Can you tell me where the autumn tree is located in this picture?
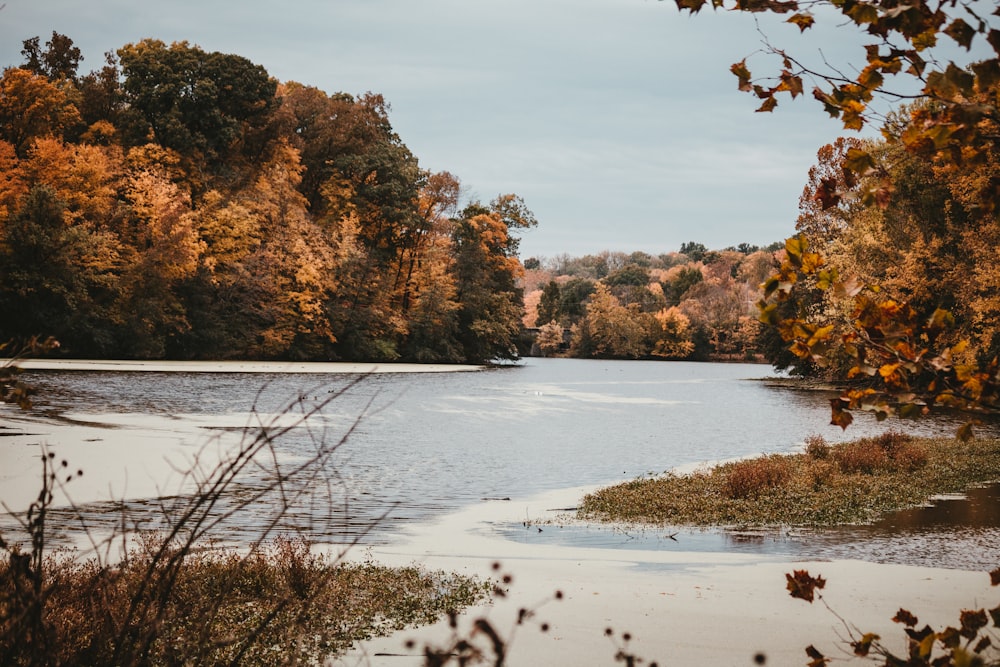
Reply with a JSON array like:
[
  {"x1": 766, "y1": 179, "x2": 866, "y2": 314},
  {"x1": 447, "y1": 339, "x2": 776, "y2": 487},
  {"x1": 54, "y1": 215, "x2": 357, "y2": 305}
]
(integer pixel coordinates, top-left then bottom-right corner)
[
  {"x1": 649, "y1": 307, "x2": 696, "y2": 359},
  {"x1": 451, "y1": 196, "x2": 535, "y2": 363},
  {"x1": 536, "y1": 320, "x2": 566, "y2": 357},
  {"x1": 570, "y1": 283, "x2": 649, "y2": 359},
  {"x1": 116, "y1": 152, "x2": 204, "y2": 358},
  {"x1": 0, "y1": 68, "x2": 82, "y2": 156},
  {"x1": 674, "y1": 0, "x2": 1000, "y2": 429}
]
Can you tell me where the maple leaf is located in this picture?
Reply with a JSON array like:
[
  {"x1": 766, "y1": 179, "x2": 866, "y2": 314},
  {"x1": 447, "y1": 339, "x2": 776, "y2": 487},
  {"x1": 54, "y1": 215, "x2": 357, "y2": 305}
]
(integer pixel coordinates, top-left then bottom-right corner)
[
  {"x1": 893, "y1": 608, "x2": 919, "y2": 626},
  {"x1": 786, "y1": 570, "x2": 825, "y2": 602}
]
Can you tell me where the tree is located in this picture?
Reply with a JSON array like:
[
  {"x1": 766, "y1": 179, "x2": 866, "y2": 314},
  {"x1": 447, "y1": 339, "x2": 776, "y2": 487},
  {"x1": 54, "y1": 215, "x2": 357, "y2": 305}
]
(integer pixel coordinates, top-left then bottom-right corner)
[
  {"x1": 535, "y1": 280, "x2": 562, "y2": 327},
  {"x1": 650, "y1": 307, "x2": 696, "y2": 359},
  {"x1": 679, "y1": 241, "x2": 707, "y2": 262},
  {"x1": 536, "y1": 320, "x2": 566, "y2": 357},
  {"x1": 570, "y1": 283, "x2": 648, "y2": 359},
  {"x1": 116, "y1": 40, "x2": 278, "y2": 187},
  {"x1": 661, "y1": 265, "x2": 703, "y2": 306},
  {"x1": 451, "y1": 201, "x2": 529, "y2": 363},
  {"x1": 674, "y1": 0, "x2": 1000, "y2": 432},
  {"x1": 0, "y1": 68, "x2": 82, "y2": 156},
  {"x1": 0, "y1": 186, "x2": 121, "y2": 354},
  {"x1": 21, "y1": 32, "x2": 83, "y2": 82}
]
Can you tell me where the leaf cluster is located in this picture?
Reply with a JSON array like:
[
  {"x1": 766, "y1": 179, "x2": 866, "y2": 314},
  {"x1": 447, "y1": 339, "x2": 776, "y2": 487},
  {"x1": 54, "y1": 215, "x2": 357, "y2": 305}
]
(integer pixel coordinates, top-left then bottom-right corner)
[
  {"x1": 760, "y1": 234, "x2": 1000, "y2": 437},
  {"x1": 786, "y1": 568, "x2": 1000, "y2": 666}
]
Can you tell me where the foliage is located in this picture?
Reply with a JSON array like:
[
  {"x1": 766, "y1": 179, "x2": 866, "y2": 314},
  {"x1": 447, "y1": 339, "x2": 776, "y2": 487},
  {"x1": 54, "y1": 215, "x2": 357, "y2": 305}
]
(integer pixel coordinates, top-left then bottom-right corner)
[
  {"x1": 672, "y1": 0, "x2": 1000, "y2": 432},
  {"x1": 786, "y1": 568, "x2": 1000, "y2": 666},
  {"x1": 759, "y1": 233, "x2": 1000, "y2": 437},
  {"x1": 722, "y1": 454, "x2": 793, "y2": 499},
  {"x1": 526, "y1": 244, "x2": 775, "y2": 360},
  {"x1": 536, "y1": 320, "x2": 566, "y2": 356},
  {"x1": 0, "y1": 35, "x2": 536, "y2": 364},
  {"x1": 578, "y1": 433, "x2": 1000, "y2": 526},
  {"x1": 673, "y1": 0, "x2": 1000, "y2": 214}
]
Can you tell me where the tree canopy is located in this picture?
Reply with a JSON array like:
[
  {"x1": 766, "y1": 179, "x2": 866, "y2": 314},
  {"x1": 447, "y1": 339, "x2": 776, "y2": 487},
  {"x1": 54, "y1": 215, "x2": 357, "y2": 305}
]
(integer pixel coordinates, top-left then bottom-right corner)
[{"x1": 0, "y1": 35, "x2": 533, "y2": 364}]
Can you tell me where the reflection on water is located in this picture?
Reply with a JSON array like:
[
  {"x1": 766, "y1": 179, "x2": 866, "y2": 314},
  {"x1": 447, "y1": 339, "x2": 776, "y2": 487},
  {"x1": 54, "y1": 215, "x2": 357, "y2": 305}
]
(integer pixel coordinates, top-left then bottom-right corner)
[
  {"x1": 6, "y1": 358, "x2": 999, "y2": 568},
  {"x1": 493, "y1": 484, "x2": 1000, "y2": 571}
]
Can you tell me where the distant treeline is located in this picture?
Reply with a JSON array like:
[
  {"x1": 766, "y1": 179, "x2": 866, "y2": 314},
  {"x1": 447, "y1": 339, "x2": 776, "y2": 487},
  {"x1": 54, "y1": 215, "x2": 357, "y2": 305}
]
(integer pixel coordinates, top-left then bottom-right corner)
[
  {"x1": 0, "y1": 34, "x2": 533, "y2": 363},
  {"x1": 520, "y1": 242, "x2": 783, "y2": 361}
]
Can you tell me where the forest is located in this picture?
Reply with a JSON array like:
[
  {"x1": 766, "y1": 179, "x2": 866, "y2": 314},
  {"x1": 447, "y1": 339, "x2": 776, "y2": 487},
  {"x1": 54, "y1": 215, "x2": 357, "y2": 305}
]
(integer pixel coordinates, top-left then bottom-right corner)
[
  {"x1": 520, "y1": 242, "x2": 781, "y2": 361},
  {"x1": 0, "y1": 34, "x2": 535, "y2": 364}
]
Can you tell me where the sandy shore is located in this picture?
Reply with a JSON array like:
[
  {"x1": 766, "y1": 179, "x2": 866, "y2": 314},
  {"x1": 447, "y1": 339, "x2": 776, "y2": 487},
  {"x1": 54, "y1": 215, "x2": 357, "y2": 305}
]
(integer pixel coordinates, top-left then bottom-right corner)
[
  {"x1": 331, "y1": 488, "x2": 999, "y2": 666},
  {"x1": 10, "y1": 359, "x2": 484, "y2": 374}
]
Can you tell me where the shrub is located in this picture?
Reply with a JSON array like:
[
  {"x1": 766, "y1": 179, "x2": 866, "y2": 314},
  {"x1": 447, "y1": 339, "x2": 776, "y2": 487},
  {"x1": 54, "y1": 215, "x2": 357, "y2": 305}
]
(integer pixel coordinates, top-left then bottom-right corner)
[
  {"x1": 723, "y1": 455, "x2": 792, "y2": 499},
  {"x1": 832, "y1": 439, "x2": 889, "y2": 474},
  {"x1": 804, "y1": 434, "x2": 830, "y2": 460},
  {"x1": 807, "y1": 459, "x2": 837, "y2": 491}
]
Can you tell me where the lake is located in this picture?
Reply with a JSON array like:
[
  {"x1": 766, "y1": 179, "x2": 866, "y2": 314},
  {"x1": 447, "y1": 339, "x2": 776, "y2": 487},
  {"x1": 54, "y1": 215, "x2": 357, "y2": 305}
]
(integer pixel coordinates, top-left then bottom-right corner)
[{"x1": 4, "y1": 358, "x2": 997, "y2": 569}]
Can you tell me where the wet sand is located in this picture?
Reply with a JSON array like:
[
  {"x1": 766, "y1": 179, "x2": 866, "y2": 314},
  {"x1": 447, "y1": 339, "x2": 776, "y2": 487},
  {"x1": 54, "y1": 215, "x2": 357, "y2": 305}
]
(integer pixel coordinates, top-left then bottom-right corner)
[{"x1": 334, "y1": 488, "x2": 999, "y2": 666}]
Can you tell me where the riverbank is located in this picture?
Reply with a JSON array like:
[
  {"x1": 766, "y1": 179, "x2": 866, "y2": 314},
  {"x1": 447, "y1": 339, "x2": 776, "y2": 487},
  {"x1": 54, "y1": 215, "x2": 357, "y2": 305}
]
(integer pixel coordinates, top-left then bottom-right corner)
[
  {"x1": 334, "y1": 487, "x2": 999, "y2": 665},
  {"x1": 8, "y1": 359, "x2": 484, "y2": 373}
]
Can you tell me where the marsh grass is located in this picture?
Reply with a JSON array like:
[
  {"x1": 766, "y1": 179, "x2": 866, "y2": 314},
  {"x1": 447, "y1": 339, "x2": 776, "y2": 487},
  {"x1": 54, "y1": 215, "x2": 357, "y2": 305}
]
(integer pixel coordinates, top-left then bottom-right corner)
[
  {"x1": 0, "y1": 535, "x2": 489, "y2": 666},
  {"x1": 578, "y1": 432, "x2": 1000, "y2": 527}
]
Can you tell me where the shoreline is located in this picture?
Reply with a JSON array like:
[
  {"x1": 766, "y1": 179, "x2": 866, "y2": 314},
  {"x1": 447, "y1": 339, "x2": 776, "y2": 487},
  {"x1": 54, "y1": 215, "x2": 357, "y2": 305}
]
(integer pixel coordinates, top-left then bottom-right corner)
[
  {"x1": 4, "y1": 392, "x2": 998, "y2": 664},
  {"x1": 333, "y1": 486, "x2": 999, "y2": 666},
  {"x1": 7, "y1": 358, "x2": 485, "y2": 374}
]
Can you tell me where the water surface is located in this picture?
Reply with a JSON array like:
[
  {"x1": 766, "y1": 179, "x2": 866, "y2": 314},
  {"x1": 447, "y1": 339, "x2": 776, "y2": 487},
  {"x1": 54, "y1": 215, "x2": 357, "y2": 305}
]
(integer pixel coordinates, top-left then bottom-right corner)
[{"x1": 7, "y1": 358, "x2": 997, "y2": 568}]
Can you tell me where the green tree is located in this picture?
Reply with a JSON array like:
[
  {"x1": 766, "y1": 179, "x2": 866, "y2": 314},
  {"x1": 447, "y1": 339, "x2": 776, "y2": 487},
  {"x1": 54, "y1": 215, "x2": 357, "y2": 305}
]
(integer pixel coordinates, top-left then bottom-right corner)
[
  {"x1": 0, "y1": 186, "x2": 121, "y2": 354},
  {"x1": 536, "y1": 280, "x2": 563, "y2": 326},
  {"x1": 451, "y1": 198, "x2": 532, "y2": 363},
  {"x1": 117, "y1": 39, "x2": 277, "y2": 186},
  {"x1": 662, "y1": 265, "x2": 703, "y2": 306},
  {"x1": 21, "y1": 32, "x2": 82, "y2": 82}
]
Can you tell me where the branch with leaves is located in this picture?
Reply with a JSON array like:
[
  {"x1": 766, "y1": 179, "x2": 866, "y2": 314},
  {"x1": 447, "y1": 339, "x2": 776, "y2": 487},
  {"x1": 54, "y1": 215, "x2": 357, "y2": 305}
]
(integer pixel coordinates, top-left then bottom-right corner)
[
  {"x1": 673, "y1": 0, "x2": 1000, "y2": 213},
  {"x1": 759, "y1": 235, "x2": 999, "y2": 438},
  {"x1": 787, "y1": 568, "x2": 1000, "y2": 665}
]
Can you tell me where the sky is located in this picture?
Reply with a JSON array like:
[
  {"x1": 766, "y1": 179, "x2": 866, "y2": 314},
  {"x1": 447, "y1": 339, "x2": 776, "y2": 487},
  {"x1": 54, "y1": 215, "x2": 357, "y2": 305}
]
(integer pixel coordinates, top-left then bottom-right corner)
[{"x1": 0, "y1": 0, "x2": 982, "y2": 260}]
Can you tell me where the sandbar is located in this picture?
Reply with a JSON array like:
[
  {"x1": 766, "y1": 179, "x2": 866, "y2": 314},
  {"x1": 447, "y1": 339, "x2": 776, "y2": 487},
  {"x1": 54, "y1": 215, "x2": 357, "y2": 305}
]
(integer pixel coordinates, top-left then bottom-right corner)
[{"x1": 7, "y1": 359, "x2": 484, "y2": 373}]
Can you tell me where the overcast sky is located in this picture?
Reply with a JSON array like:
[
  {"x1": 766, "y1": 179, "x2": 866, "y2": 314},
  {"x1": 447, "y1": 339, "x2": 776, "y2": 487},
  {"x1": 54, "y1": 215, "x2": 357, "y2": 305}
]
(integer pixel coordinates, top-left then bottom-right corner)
[{"x1": 0, "y1": 0, "x2": 981, "y2": 260}]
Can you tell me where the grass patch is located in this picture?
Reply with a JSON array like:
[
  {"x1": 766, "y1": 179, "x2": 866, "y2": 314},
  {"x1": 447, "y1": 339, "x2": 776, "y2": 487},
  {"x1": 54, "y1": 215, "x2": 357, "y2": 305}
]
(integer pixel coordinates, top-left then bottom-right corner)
[
  {"x1": 1, "y1": 534, "x2": 489, "y2": 666},
  {"x1": 578, "y1": 432, "x2": 1000, "y2": 527}
]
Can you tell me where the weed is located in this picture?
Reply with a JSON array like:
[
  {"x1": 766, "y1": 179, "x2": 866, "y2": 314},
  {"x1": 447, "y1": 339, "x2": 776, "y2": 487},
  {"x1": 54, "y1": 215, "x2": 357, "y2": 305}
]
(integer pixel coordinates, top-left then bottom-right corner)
[{"x1": 579, "y1": 435, "x2": 1000, "y2": 527}]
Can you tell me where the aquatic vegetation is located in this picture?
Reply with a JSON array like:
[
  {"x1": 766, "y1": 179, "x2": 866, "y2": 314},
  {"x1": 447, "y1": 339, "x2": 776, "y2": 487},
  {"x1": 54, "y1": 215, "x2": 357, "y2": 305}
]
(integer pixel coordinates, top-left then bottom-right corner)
[{"x1": 579, "y1": 433, "x2": 1000, "y2": 527}]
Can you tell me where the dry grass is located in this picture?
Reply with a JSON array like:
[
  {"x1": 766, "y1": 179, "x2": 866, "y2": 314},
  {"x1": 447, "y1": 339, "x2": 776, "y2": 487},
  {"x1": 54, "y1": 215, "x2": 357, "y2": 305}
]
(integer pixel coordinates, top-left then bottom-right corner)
[
  {"x1": 579, "y1": 432, "x2": 1000, "y2": 527},
  {"x1": 0, "y1": 534, "x2": 489, "y2": 666}
]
